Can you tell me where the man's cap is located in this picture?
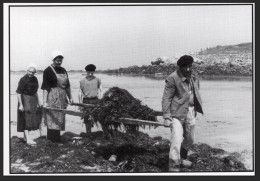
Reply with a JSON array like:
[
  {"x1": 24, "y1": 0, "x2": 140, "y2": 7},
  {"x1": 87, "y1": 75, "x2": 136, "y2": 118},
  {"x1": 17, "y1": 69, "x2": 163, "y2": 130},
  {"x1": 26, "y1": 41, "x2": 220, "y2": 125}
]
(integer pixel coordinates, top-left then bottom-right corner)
[
  {"x1": 85, "y1": 64, "x2": 96, "y2": 71},
  {"x1": 177, "y1": 55, "x2": 194, "y2": 67}
]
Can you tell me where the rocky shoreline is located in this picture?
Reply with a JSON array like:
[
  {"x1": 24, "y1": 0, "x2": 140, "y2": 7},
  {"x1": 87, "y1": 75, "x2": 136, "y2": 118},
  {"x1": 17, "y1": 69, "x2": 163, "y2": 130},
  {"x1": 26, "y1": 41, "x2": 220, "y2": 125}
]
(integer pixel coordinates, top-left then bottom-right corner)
[{"x1": 99, "y1": 53, "x2": 252, "y2": 77}]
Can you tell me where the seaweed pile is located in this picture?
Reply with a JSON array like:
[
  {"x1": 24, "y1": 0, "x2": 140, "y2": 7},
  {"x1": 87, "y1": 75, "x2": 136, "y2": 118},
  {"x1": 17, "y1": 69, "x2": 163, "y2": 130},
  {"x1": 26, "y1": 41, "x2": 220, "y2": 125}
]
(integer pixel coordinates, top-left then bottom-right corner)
[
  {"x1": 10, "y1": 130, "x2": 248, "y2": 173},
  {"x1": 80, "y1": 87, "x2": 159, "y2": 131}
]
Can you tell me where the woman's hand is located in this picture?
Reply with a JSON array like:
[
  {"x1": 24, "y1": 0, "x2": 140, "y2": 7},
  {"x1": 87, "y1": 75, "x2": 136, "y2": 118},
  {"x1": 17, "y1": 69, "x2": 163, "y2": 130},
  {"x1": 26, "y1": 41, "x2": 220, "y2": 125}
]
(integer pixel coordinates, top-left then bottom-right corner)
[
  {"x1": 163, "y1": 118, "x2": 172, "y2": 127},
  {"x1": 43, "y1": 102, "x2": 48, "y2": 107},
  {"x1": 19, "y1": 105, "x2": 24, "y2": 112},
  {"x1": 37, "y1": 102, "x2": 42, "y2": 108},
  {"x1": 68, "y1": 98, "x2": 74, "y2": 104}
]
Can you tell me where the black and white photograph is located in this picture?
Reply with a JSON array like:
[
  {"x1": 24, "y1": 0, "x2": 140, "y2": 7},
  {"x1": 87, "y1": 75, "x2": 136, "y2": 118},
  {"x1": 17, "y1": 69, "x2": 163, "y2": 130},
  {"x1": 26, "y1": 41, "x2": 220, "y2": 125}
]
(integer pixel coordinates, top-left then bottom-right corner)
[{"x1": 3, "y1": 3, "x2": 255, "y2": 176}]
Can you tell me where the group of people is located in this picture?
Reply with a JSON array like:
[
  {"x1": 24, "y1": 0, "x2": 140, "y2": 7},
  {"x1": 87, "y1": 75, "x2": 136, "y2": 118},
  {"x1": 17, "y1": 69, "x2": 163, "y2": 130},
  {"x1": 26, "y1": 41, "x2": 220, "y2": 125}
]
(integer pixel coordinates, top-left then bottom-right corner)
[
  {"x1": 16, "y1": 51, "x2": 203, "y2": 172},
  {"x1": 16, "y1": 50, "x2": 102, "y2": 145}
]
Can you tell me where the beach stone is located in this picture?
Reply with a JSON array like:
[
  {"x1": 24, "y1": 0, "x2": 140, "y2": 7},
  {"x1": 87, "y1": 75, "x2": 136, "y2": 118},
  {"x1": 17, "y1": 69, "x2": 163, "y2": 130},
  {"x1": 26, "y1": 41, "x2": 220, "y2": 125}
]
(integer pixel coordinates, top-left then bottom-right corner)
[
  {"x1": 80, "y1": 165, "x2": 97, "y2": 171},
  {"x1": 153, "y1": 142, "x2": 160, "y2": 146},
  {"x1": 40, "y1": 156, "x2": 51, "y2": 160},
  {"x1": 118, "y1": 160, "x2": 128, "y2": 169},
  {"x1": 15, "y1": 159, "x2": 24, "y2": 164},
  {"x1": 108, "y1": 155, "x2": 117, "y2": 162},
  {"x1": 12, "y1": 164, "x2": 30, "y2": 173},
  {"x1": 77, "y1": 141, "x2": 84, "y2": 145},
  {"x1": 29, "y1": 162, "x2": 41, "y2": 166},
  {"x1": 59, "y1": 154, "x2": 67, "y2": 159},
  {"x1": 72, "y1": 137, "x2": 82, "y2": 140}
]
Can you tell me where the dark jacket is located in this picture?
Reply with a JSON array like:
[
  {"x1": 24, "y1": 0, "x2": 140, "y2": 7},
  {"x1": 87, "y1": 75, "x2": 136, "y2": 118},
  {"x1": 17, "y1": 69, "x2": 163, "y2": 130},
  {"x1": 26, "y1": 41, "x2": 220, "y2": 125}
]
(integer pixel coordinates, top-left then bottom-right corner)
[{"x1": 162, "y1": 69, "x2": 203, "y2": 121}]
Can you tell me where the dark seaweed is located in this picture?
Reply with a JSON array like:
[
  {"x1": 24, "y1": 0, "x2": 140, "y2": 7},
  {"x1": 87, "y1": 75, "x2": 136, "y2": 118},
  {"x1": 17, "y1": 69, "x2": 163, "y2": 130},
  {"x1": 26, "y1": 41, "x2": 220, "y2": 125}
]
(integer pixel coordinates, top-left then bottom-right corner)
[
  {"x1": 10, "y1": 131, "x2": 248, "y2": 173},
  {"x1": 80, "y1": 87, "x2": 159, "y2": 131}
]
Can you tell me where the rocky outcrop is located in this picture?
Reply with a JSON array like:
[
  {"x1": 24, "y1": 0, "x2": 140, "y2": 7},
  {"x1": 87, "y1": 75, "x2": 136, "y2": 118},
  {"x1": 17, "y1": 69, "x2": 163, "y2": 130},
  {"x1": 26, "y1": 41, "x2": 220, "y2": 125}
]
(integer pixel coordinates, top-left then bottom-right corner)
[{"x1": 101, "y1": 53, "x2": 252, "y2": 77}]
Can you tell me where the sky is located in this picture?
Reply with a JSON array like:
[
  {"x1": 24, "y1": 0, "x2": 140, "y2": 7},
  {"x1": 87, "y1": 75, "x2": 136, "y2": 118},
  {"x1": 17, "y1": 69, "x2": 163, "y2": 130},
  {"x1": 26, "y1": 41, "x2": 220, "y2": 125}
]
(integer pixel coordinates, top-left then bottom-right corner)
[{"x1": 9, "y1": 4, "x2": 253, "y2": 71}]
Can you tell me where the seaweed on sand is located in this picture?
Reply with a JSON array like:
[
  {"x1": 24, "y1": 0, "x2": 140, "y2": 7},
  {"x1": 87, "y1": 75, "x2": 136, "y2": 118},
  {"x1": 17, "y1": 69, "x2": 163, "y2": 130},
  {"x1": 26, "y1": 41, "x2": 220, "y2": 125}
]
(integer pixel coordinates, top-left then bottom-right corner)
[
  {"x1": 10, "y1": 131, "x2": 248, "y2": 173},
  {"x1": 79, "y1": 87, "x2": 159, "y2": 131}
]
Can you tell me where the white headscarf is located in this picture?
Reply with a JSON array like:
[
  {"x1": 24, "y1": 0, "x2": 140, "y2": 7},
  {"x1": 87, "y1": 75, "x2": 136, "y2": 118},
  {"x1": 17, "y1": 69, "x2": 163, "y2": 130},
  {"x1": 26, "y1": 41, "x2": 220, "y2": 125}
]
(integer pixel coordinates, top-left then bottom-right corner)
[
  {"x1": 52, "y1": 50, "x2": 64, "y2": 60},
  {"x1": 27, "y1": 63, "x2": 37, "y2": 71}
]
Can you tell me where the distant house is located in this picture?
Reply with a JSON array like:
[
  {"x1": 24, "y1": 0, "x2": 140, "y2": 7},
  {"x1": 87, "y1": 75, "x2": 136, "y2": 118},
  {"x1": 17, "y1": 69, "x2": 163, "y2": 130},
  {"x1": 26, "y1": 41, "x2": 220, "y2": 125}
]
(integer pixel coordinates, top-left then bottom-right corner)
[{"x1": 193, "y1": 57, "x2": 204, "y2": 64}]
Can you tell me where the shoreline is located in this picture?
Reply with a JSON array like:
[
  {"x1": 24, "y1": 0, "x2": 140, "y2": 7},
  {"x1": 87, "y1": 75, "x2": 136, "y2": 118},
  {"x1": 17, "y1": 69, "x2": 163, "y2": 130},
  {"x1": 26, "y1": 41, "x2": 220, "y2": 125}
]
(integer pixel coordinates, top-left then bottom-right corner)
[{"x1": 96, "y1": 72, "x2": 252, "y2": 81}]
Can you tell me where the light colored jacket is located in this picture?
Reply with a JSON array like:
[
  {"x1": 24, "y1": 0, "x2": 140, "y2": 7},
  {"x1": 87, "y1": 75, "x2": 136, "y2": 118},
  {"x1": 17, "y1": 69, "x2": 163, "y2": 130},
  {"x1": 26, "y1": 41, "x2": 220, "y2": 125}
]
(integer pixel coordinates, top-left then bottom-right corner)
[{"x1": 162, "y1": 69, "x2": 203, "y2": 121}]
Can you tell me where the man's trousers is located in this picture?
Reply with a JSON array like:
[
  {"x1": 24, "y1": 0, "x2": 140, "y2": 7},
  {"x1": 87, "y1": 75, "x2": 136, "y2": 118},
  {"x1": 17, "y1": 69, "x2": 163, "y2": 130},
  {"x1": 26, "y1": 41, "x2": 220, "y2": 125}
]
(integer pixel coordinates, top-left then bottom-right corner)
[{"x1": 169, "y1": 106, "x2": 196, "y2": 167}]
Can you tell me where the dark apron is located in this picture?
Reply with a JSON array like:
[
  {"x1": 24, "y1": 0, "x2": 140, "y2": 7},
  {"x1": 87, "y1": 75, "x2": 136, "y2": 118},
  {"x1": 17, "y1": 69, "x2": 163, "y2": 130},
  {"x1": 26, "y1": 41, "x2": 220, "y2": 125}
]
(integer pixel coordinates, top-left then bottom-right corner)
[{"x1": 17, "y1": 94, "x2": 41, "y2": 132}]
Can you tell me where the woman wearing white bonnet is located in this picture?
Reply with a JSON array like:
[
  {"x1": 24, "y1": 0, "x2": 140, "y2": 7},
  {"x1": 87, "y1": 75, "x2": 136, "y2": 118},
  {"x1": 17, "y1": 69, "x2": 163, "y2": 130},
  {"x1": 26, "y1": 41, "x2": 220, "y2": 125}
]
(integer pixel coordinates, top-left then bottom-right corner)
[
  {"x1": 27, "y1": 63, "x2": 37, "y2": 71},
  {"x1": 41, "y1": 50, "x2": 74, "y2": 142},
  {"x1": 16, "y1": 63, "x2": 41, "y2": 145}
]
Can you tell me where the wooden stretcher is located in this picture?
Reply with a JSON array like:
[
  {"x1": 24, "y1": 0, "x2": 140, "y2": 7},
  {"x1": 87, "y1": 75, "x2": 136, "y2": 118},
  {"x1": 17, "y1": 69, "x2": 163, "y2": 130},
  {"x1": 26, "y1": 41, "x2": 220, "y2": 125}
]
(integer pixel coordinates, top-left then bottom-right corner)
[
  {"x1": 71, "y1": 103, "x2": 163, "y2": 116},
  {"x1": 42, "y1": 104, "x2": 168, "y2": 127}
]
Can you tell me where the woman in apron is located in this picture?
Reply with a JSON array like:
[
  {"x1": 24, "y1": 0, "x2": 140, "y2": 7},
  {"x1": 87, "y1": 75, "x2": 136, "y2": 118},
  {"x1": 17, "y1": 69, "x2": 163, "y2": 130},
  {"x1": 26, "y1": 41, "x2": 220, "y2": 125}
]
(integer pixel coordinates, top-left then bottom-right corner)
[
  {"x1": 41, "y1": 50, "x2": 74, "y2": 142},
  {"x1": 16, "y1": 63, "x2": 41, "y2": 145}
]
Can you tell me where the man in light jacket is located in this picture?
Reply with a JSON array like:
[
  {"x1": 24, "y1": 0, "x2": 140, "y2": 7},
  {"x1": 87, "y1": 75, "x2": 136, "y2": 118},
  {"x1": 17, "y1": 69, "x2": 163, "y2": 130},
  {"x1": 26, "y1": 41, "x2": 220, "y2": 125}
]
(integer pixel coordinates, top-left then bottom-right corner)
[{"x1": 162, "y1": 55, "x2": 203, "y2": 171}]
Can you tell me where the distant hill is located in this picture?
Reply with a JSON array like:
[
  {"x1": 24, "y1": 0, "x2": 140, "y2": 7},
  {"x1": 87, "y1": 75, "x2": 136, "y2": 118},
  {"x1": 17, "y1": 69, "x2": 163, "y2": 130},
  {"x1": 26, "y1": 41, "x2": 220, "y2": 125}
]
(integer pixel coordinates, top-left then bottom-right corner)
[
  {"x1": 198, "y1": 42, "x2": 252, "y2": 55},
  {"x1": 100, "y1": 42, "x2": 252, "y2": 76}
]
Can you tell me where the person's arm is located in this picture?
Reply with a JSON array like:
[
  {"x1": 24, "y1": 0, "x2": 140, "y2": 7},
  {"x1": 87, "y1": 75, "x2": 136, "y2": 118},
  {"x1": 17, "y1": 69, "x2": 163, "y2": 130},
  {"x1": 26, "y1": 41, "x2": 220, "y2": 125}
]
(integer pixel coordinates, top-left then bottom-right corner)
[
  {"x1": 66, "y1": 87, "x2": 74, "y2": 103},
  {"x1": 162, "y1": 76, "x2": 176, "y2": 126},
  {"x1": 35, "y1": 78, "x2": 40, "y2": 107},
  {"x1": 98, "y1": 83, "x2": 103, "y2": 100},
  {"x1": 43, "y1": 90, "x2": 48, "y2": 107},
  {"x1": 64, "y1": 69, "x2": 73, "y2": 104},
  {"x1": 35, "y1": 92, "x2": 41, "y2": 107},
  {"x1": 78, "y1": 88, "x2": 83, "y2": 103},
  {"x1": 16, "y1": 77, "x2": 24, "y2": 111},
  {"x1": 41, "y1": 69, "x2": 49, "y2": 107},
  {"x1": 97, "y1": 78, "x2": 103, "y2": 99},
  {"x1": 78, "y1": 80, "x2": 83, "y2": 103},
  {"x1": 194, "y1": 77, "x2": 200, "y2": 117},
  {"x1": 17, "y1": 94, "x2": 24, "y2": 111}
]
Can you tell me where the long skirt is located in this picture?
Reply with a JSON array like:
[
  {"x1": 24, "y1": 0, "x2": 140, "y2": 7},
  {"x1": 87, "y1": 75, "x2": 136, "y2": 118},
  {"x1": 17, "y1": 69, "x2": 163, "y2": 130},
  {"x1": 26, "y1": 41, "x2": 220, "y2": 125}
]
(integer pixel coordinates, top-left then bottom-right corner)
[
  {"x1": 44, "y1": 87, "x2": 68, "y2": 142},
  {"x1": 17, "y1": 94, "x2": 41, "y2": 132}
]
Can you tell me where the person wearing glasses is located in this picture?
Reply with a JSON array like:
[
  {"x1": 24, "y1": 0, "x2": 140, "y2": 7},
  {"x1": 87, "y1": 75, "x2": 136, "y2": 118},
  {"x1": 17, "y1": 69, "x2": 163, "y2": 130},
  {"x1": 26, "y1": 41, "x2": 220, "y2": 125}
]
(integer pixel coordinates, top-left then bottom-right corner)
[
  {"x1": 16, "y1": 63, "x2": 41, "y2": 146},
  {"x1": 41, "y1": 50, "x2": 74, "y2": 142}
]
